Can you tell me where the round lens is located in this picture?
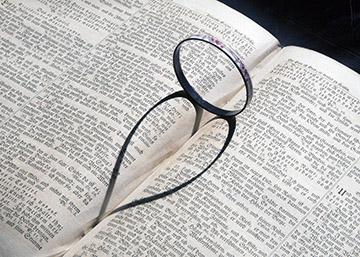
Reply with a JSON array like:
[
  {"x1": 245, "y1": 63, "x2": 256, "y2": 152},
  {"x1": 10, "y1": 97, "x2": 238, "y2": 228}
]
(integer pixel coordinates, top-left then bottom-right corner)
[{"x1": 173, "y1": 35, "x2": 252, "y2": 117}]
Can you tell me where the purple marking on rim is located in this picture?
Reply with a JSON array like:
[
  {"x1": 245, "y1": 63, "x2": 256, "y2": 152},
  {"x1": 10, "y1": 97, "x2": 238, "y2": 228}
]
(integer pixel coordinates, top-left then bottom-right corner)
[{"x1": 189, "y1": 34, "x2": 252, "y2": 88}]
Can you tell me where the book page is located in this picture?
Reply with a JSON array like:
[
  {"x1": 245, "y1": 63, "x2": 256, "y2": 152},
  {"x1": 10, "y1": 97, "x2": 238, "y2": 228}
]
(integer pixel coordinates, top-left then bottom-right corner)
[
  {"x1": 0, "y1": 0, "x2": 279, "y2": 256},
  {"x1": 64, "y1": 47, "x2": 360, "y2": 256}
]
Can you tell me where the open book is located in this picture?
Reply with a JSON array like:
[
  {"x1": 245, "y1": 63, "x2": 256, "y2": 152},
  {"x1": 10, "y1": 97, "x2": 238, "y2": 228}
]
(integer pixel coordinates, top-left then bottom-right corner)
[{"x1": 1, "y1": 0, "x2": 359, "y2": 256}]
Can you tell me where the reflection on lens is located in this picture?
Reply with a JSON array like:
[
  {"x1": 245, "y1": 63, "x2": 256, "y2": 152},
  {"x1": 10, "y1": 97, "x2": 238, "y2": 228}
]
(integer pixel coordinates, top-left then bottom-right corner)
[{"x1": 179, "y1": 40, "x2": 247, "y2": 113}]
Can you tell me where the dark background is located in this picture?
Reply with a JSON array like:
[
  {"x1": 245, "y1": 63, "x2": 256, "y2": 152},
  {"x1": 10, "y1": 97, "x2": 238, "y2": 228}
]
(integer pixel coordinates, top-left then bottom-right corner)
[{"x1": 220, "y1": 0, "x2": 360, "y2": 74}]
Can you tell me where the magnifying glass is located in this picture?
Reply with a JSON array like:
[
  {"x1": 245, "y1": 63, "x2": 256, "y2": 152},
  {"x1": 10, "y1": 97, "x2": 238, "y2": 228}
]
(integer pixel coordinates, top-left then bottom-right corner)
[{"x1": 96, "y1": 34, "x2": 253, "y2": 223}]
